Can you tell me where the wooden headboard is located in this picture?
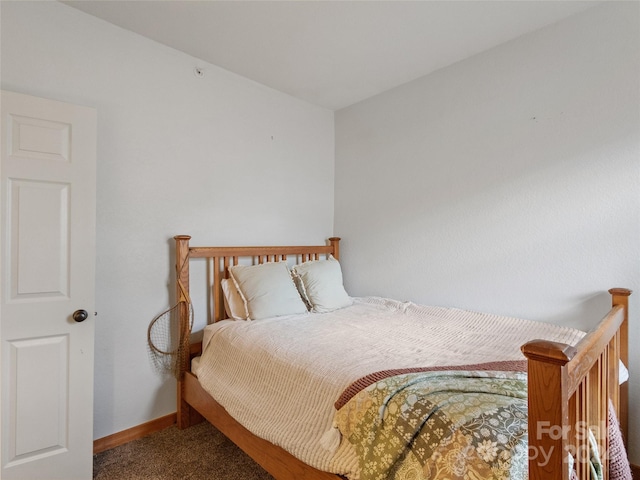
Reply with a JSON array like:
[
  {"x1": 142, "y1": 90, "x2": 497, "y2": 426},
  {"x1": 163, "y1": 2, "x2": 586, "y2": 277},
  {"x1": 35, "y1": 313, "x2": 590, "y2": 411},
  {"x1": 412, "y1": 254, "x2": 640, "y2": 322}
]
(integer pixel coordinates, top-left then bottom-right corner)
[{"x1": 174, "y1": 235, "x2": 341, "y2": 324}]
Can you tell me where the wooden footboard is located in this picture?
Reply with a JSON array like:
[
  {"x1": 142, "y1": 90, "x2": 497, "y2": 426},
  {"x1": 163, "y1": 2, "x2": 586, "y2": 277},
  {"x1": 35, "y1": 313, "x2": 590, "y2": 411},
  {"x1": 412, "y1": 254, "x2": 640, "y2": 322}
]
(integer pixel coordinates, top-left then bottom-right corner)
[
  {"x1": 522, "y1": 288, "x2": 630, "y2": 480},
  {"x1": 174, "y1": 235, "x2": 630, "y2": 480}
]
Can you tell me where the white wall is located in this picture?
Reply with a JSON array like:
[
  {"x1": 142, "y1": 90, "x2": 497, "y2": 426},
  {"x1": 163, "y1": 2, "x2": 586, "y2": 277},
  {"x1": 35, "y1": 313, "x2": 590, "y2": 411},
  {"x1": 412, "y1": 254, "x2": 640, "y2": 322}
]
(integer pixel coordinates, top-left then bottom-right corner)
[
  {"x1": 1, "y1": 1, "x2": 335, "y2": 440},
  {"x1": 335, "y1": 2, "x2": 640, "y2": 462}
]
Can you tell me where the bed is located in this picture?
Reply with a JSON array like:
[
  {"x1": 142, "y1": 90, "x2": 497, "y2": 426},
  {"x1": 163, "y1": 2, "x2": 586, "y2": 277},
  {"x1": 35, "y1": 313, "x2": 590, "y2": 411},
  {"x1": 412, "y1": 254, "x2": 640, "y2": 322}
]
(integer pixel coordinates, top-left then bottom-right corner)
[{"x1": 173, "y1": 235, "x2": 631, "y2": 480}]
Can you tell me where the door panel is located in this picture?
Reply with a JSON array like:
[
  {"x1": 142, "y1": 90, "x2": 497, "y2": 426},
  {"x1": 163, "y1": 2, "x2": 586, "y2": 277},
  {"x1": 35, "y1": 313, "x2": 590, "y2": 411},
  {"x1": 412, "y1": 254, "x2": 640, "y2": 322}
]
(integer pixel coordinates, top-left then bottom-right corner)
[
  {"x1": 9, "y1": 114, "x2": 71, "y2": 163},
  {"x1": 1, "y1": 91, "x2": 96, "y2": 480},
  {"x1": 10, "y1": 179, "x2": 70, "y2": 299},
  {"x1": 9, "y1": 335, "x2": 69, "y2": 461}
]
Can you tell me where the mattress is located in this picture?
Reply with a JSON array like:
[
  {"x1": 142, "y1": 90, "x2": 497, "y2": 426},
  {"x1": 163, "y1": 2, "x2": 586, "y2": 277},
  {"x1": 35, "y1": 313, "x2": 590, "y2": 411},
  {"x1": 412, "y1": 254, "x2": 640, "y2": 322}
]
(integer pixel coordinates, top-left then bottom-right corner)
[{"x1": 192, "y1": 296, "x2": 586, "y2": 478}]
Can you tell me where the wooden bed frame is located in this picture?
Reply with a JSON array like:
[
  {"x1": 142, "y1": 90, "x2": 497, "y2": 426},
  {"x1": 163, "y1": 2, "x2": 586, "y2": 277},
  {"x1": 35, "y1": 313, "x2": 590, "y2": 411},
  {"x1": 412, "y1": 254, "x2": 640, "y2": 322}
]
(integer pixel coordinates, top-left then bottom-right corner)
[{"x1": 174, "y1": 235, "x2": 630, "y2": 480}]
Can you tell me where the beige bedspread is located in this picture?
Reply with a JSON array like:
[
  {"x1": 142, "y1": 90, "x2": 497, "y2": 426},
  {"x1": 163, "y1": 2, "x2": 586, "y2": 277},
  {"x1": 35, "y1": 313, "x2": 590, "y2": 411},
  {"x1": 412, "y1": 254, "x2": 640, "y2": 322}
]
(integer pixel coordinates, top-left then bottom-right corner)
[{"x1": 193, "y1": 297, "x2": 585, "y2": 478}]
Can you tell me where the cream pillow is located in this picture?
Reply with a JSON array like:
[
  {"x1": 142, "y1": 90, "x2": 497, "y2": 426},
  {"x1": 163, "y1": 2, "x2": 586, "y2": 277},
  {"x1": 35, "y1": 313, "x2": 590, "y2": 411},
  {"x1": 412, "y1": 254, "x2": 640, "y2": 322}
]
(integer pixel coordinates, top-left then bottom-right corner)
[
  {"x1": 229, "y1": 262, "x2": 308, "y2": 320},
  {"x1": 291, "y1": 256, "x2": 352, "y2": 313},
  {"x1": 221, "y1": 278, "x2": 248, "y2": 320}
]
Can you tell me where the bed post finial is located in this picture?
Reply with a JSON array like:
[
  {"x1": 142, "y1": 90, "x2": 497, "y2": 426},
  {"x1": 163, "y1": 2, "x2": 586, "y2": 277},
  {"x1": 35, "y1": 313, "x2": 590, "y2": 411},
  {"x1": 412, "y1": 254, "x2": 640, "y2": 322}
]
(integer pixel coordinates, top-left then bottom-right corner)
[
  {"x1": 328, "y1": 237, "x2": 341, "y2": 260},
  {"x1": 609, "y1": 287, "x2": 631, "y2": 302}
]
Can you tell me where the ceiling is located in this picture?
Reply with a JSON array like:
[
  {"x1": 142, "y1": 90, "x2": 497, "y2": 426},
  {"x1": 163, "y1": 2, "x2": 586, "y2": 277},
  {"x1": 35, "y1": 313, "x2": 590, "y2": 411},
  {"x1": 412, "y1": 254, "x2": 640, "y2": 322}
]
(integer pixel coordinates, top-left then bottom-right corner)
[{"x1": 63, "y1": 1, "x2": 599, "y2": 111}]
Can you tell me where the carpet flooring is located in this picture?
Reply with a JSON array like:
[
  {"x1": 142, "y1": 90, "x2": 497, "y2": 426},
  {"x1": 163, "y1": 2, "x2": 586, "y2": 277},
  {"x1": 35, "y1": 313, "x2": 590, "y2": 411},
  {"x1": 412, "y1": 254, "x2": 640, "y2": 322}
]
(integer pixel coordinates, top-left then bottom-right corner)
[{"x1": 93, "y1": 422, "x2": 274, "y2": 480}]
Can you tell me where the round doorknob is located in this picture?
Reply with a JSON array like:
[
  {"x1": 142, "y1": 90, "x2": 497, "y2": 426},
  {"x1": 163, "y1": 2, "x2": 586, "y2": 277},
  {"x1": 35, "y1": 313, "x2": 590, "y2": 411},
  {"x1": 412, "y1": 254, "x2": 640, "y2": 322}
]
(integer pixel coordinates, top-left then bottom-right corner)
[{"x1": 73, "y1": 309, "x2": 89, "y2": 322}]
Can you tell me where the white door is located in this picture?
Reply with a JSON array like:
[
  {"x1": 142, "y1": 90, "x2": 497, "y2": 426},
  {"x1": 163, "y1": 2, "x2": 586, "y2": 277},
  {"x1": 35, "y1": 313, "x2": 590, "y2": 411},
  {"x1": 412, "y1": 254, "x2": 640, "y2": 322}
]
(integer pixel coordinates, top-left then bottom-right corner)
[{"x1": 0, "y1": 91, "x2": 96, "y2": 480}]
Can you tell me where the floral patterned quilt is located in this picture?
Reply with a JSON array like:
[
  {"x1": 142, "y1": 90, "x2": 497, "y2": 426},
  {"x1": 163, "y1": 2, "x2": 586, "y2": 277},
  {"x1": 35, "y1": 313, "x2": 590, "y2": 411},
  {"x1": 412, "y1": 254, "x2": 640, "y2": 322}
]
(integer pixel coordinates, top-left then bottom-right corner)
[{"x1": 334, "y1": 369, "x2": 531, "y2": 480}]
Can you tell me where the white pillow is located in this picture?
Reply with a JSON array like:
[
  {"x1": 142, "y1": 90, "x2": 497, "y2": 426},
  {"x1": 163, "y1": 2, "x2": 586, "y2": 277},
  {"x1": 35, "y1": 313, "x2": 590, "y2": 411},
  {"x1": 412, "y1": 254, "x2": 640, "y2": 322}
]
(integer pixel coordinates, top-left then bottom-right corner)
[
  {"x1": 221, "y1": 278, "x2": 248, "y2": 320},
  {"x1": 291, "y1": 256, "x2": 352, "y2": 313},
  {"x1": 228, "y1": 262, "x2": 308, "y2": 320}
]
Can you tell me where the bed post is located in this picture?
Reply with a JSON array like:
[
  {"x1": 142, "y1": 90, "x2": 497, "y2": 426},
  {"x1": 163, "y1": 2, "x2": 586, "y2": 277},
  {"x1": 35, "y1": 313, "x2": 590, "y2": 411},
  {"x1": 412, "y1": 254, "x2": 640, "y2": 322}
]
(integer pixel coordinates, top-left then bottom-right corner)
[
  {"x1": 328, "y1": 237, "x2": 341, "y2": 260},
  {"x1": 174, "y1": 235, "x2": 196, "y2": 429},
  {"x1": 609, "y1": 287, "x2": 631, "y2": 445},
  {"x1": 521, "y1": 340, "x2": 577, "y2": 480}
]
